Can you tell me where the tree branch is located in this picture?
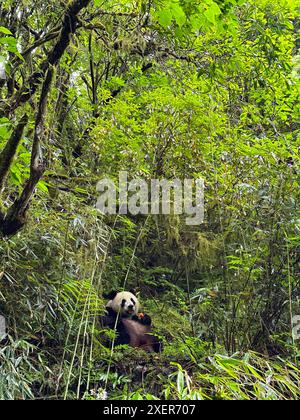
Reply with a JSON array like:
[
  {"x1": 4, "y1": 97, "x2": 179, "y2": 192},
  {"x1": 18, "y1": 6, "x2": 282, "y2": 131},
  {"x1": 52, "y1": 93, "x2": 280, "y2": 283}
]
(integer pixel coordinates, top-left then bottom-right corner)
[
  {"x1": 72, "y1": 62, "x2": 153, "y2": 158},
  {"x1": 0, "y1": 67, "x2": 54, "y2": 237},
  {"x1": 0, "y1": 0, "x2": 92, "y2": 117},
  {"x1": 0, "y1": 114, "x2": 28, "y2": 191}
]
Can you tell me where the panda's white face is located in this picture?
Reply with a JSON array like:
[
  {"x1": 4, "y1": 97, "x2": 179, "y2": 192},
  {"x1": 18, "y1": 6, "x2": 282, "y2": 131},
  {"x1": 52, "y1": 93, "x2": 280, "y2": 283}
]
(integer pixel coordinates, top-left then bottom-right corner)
[{"x1": 107, "y1": 292, "x2": 140, "y2": 317}]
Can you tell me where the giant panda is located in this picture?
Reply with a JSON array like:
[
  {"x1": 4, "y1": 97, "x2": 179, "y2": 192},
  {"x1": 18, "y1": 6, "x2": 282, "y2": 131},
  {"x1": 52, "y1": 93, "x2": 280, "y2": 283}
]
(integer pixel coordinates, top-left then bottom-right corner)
[{"x1": 100, "y1": 290, "x2": 161, "y2": 353}]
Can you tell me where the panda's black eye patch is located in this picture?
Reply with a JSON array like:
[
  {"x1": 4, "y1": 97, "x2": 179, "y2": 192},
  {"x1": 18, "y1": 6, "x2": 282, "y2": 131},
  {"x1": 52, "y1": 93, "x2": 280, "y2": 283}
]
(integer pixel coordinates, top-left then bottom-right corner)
[
  {"x1": 121, "y1": 299, "x2": 126, "y2": 307},
  {"x1": 131, "y1": 298, "x2": 136, "y2": 305}
]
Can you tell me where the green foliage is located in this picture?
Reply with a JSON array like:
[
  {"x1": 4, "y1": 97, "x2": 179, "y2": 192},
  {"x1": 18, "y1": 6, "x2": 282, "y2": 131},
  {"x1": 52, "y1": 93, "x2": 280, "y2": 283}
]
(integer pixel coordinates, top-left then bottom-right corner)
[
  {"x1": 154, "y1": 0, "x2": 240, "y2": 35},
  {"x1": 0, "y1": 0, "x2": 299, "y2": 401},
  {"x1": 0, "y1": 27, "x2": 23, "y2": 61},
  {"x1": 0, "y1": 338, "x2": 35, "y2": 400},
  {"x1": 0, "y1": 118, "x2": 10, "y2": 142}
]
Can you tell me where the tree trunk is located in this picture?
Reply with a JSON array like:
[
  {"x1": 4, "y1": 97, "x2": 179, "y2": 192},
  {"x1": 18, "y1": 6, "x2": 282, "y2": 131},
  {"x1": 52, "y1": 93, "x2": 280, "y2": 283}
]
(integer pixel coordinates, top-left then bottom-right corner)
[
  {"x1": 0, "y1": 68, "x2": 54, "y2": 236},
  {"x1": 0, "y1": 114, "x2": 28, "y2": 190}
]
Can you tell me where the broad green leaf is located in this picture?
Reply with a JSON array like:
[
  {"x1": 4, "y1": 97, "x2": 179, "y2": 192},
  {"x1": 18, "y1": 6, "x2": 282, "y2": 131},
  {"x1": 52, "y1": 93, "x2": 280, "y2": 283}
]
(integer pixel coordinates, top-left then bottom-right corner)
[
  {"x1": 0, "y1": 35, "x2": 24, "y2": 61},
  {"x1": 0, "y1": 117, "x2": 11, "y2": 141},
  {"x1": 0, "y1": 26, "x2": 12, "y2": 35},
  {"x1": 171, "y1": 3, "x2": 186, "y2": 28},
  {"x1": 157, "y1": 9, "x2": 173, "y2": 28},
  {"x1": 37, "y1": 181, "x2": 49, "y2": 193},
  {"x1": 0, "y1": 125, "x2": 10, "y2": 140},
  {"x1": 204, "y1": 2, "x2": 222, "y2": 24},
  {"x1": 10, "y1": 164, "x2": 23, "y2": 185},
  {"x1": 0, "y1": 36, "x2": 17, "y2": 47}
]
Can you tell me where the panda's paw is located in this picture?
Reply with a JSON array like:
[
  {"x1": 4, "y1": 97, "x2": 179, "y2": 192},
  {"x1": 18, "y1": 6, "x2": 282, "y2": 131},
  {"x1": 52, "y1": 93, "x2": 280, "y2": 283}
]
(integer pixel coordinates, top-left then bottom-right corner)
[{"x1": 138, "y1": 313, "x2": 152, "y2": 326}]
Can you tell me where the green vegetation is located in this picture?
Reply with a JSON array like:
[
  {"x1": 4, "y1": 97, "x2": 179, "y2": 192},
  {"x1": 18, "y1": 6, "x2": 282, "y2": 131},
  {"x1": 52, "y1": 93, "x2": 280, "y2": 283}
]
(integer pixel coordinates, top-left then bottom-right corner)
[{"x1": 0, "y1": 0, "x2": 299, "y2": 400}]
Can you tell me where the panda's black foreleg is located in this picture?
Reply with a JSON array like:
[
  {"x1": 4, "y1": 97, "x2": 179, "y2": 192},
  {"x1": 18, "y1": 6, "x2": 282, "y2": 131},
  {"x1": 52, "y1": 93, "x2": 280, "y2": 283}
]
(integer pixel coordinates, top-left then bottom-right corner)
[
  {"x1": 115, "y1": 322, "x2": 131, "y2": 347},
  {"x1": 99, "y1": 315, "x2": 116, "y2": 329},
  {"x1": 100, "y1": 315, "x2": 131, "y2": 347},
  {"x1": 132, "y1": 313, "x2": 152, "y2": 326},
  {"x1": 152, "y1": 336, "x2": 163, "y2": 353},
  {"x1": 141, "y1": 314, "x2": 152, "y2": 326}
]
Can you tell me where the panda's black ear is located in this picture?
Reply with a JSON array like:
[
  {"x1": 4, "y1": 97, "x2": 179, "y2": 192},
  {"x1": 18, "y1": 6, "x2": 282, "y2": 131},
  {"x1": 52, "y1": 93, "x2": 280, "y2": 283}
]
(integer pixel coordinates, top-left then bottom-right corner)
[
  {"x1": 103, "y1": 290, "x2": 118, "y2": 300},
  {"x1": 129, "y1": 288, "x2": 138, "y2": 296},
  {"x1": 129, "y1": 288, "x2": 136, "y2": 295}
]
